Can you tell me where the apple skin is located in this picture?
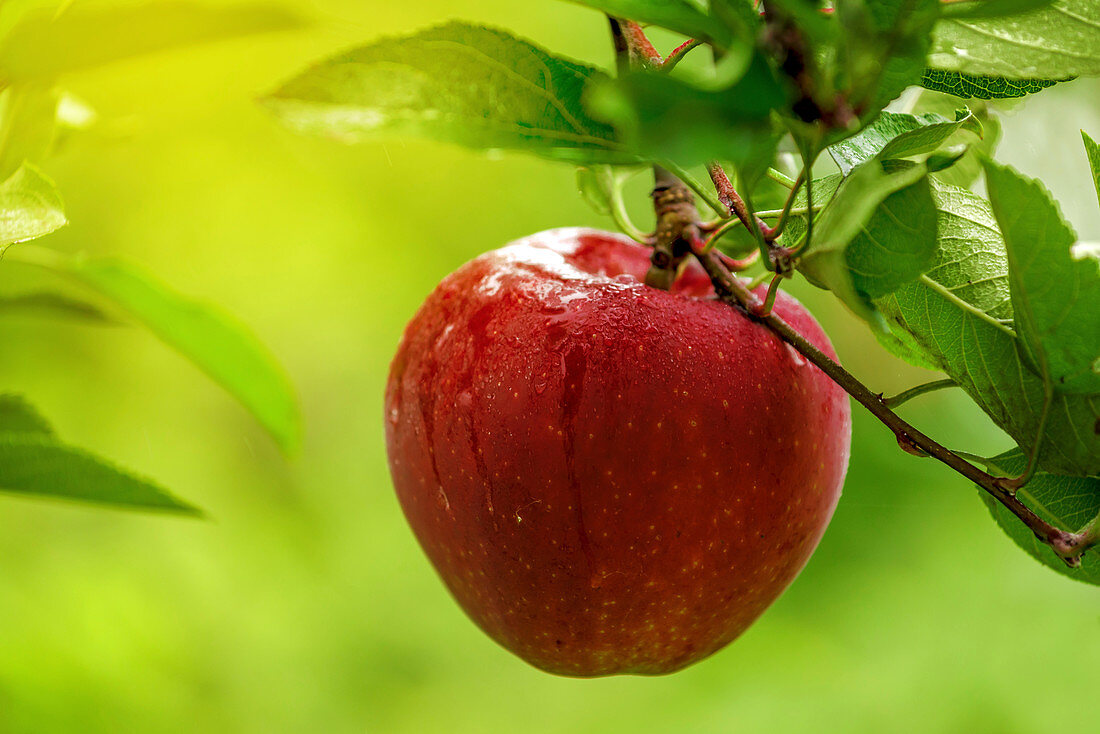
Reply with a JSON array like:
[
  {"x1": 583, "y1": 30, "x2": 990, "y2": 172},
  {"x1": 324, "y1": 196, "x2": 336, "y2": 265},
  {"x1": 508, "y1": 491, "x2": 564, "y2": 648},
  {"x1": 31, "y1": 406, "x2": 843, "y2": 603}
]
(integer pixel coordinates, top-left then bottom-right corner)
[{"x1": 385, "y1": 228, "x2": 851, "y2": 676}]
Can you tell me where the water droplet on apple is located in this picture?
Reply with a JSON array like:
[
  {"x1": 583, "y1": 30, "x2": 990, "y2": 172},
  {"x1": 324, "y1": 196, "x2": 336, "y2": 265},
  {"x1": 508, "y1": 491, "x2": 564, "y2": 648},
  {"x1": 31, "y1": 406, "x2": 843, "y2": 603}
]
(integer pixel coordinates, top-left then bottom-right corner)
[{"x1": 784, "y1": 343, "x2": 806, "y2": 367}]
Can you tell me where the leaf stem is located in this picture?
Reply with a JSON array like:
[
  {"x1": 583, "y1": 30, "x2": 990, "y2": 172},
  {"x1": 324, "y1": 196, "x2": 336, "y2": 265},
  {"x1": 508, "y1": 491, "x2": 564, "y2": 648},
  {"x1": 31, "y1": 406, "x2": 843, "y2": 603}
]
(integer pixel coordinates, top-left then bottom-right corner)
[
  {"x1": 661, "y1": 39, "x2": 701, "y2": 72},
  {"x1": 882, "y1": 378, "x2": 958, "y2": 408},
  {"x1": 768, "y1": 169, "x2": 805, "y2": 241},
  {"x1": 607, "y1": 181, "x2": 649, "y2": 243},
  {"x1": 767, "y1": 168, "x2": 796, "y2": 189}
]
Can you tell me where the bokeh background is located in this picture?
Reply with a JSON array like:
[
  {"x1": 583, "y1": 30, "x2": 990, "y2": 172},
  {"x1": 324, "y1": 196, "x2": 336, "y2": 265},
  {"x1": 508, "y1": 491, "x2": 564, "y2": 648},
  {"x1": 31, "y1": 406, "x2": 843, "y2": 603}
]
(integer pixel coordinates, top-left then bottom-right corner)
[{"x1": 1, "y1": 1, "x2": 1098, "y2": 732}]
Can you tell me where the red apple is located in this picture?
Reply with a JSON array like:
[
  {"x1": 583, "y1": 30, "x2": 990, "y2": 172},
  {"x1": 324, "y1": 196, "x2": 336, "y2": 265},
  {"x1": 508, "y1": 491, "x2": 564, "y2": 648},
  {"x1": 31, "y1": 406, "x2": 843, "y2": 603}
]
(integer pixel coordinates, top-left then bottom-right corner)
[{"x1": 385, "y1": 228, "x2": 851, "y2": 676}]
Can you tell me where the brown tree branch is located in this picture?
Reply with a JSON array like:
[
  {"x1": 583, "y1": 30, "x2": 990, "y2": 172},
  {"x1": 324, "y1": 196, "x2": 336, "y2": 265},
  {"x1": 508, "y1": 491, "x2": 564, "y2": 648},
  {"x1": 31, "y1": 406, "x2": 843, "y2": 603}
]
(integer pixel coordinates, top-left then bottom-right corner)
[{"x1": 693, "y1": 248, "x2": 1096, "y2": 566}]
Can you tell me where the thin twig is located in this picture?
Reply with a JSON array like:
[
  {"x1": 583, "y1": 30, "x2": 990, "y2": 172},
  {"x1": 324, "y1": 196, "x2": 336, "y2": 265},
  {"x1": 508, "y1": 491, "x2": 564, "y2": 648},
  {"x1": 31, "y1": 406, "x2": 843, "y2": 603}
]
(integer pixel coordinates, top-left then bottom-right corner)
[
  {"x1": 767, "y1": 169, "x2": 805, "y2": 241},
  {"x1": 883, "y1": 378, "x2": 958, "y2": 408},
  {"x1": 707, "y1": 163, "x2": 775, "y2": 240},
  {"x1": 693, "y1": 248, "x2": 1097, "y2": 566}
]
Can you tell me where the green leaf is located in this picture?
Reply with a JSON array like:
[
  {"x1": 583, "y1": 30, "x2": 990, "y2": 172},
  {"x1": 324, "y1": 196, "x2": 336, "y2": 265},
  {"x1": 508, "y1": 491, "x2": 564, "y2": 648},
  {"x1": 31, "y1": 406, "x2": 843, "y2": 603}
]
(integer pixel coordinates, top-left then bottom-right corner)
[
  {"x1": 0, "y1": 394, "x2": 54, "y2": 436},
  {"x1": 941, "y1": 0, "x2": 1056, "y2": 19},
  {"x1": 838, "y1": 0, "x2": 941, "y2": 112},
  {"x1": 264, "y1": 22, "x2": 629, "y2": 164},
  {"x1": 828, "y1": 109, "x2": 981, "y2": 175},
  {"x1": 920, "y1": 69, "x2": 1066, "y2": 99},
  {"x1": 0, "y1": 434, "x2": 200, "y2": 515},
  {"x1": 979, "y1": 450, "x2": 1099, "y2": 586},
  {"x1": 710, "y1": 0, "x2": 766, "y2": 46},
  {"x1": 912, "y1": 91, "x2": 1002, "y2": 188},
  {"x1": 0, "y1": 163, "x2": 66, "y2": 255},
  {"x1": 0, "y1": 83, "x2": 61, "y2": 178},
  {"x1": 805, "y1": 161, "x2": 928, "y2": 264},
  {"x1": 0, "y1": 291, "x2": 115, "y2": 323},
  {"x1": 587, "y1": 52, "x2": 785, "y2": 169},
  {"x1": 563, "y1": 0, "x2": 732, "y2": 46},
  {"x1": 795, "y1": 165, "x2": 937, "y2": 322},
  {"x1": 929, "y1": 0, "x2": 1100, "y2": 78},
  {"x1": 1084, "y1": 130, "x2": 1100, "y2": 210},
  {"x1": 576, "y1": 165, "x2": 634, "y2": 216},
  {"x1": 57, "y1": 257, "x2": 300, "y2": 453},
  {"x1": 982, "y1": 158, "x2": 1100, "y2": 395},
  {"x1": 0, "y1": 1, "x2": 304, "y2": 82},
  {"x1": 874, "y1": 180, "x2": 1100, "y2": 476}
]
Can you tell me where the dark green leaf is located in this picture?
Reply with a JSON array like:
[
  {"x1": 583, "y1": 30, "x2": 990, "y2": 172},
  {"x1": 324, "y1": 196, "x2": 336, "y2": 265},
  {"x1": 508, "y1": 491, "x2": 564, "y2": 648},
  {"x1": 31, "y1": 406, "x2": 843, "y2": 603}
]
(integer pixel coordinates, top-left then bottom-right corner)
[
  {"x1": 710, "y1": 0, "x2": 766, "y2": 46},
  {"x1": 1084, "y1": 130, "x2": 1100, "y2": 209},
  {"x1": 564, "y1": 0, "x2": 732, "y2": 46},
  {"x1": 0, "y1": 394, "x2": 54, "y2": 436},
  {"x1": 874, "y1": 180, "x2": 1100, "y2": 476},
  {"x1": 941, "y1": 0, "x2": 1056, "y2": 19},
  {"x1": 0, "y1": 163, "x2": 66, "y2": 255},
  {"x1": 264, "y1": 23, "x2": 629, "y2": 164},
  {"x1": 587, "y1": 52, "x2": 784, "y2": 169},
  {"x1": 979, "y1": 449, "x2": 1099, "y2": 586},
  {"x1": 0, "y1": 434, "x2": 200, "y2": 515},
  {"x1": 829, "y1": 109, "x2": 981, "y2": 175},
  {"x1": 59, "y1": 258, "x2": 300, "y2": 453},
  {"x1": 920, "y1": 69, "x2": 1066, "y2": 99},
  {"x1": 0, "y1": 1, "x2": 304, "y2": 81},
  {"x1": 839, "y1": 0, "x2": 941, "y2": 111},
  {"x1": 982, "y1": 158, "x2": 1100, "y2": 395},
  {"x1": 929, "y1": 0, "x2": 1100, "y2": 78},
  {"x1": 0, "y1": 291, "x2": 115, "y2": 323}
]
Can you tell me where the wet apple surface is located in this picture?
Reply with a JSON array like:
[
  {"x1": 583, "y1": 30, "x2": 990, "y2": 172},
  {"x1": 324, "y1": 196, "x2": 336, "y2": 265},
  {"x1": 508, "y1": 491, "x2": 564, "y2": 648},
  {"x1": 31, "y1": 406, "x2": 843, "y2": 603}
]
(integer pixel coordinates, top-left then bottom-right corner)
[{"x1": 385, "y1": 228, "x2": 851, "y2": 676}]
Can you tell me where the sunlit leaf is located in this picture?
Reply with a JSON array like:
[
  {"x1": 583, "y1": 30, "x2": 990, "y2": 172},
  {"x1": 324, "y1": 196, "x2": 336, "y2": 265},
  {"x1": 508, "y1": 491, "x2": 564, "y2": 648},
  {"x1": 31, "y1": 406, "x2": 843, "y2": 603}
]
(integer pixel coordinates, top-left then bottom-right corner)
[
  {"x1": 264, "y1": 22, "x2": 630, "y2": 164},
  {"x1": 0, "y1": 162, "x2": 66, "y2": 255},
  {"x1": 54, "y1": 257, "x2": 301, "y2": 453}
]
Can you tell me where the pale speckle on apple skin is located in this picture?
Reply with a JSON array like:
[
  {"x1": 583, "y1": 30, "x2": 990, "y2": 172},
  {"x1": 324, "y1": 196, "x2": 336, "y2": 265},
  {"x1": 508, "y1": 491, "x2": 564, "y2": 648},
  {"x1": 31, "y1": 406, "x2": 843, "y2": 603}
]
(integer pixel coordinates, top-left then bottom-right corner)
[{"x1": 384, "y1": 228, "x2": 852, "y2": 677}]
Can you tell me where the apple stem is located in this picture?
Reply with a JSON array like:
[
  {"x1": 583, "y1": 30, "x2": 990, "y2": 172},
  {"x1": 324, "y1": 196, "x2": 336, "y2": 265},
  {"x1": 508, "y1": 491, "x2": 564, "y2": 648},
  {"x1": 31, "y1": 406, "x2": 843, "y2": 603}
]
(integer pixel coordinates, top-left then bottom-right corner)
[{"x1": 693, "y1": 248, "x2": 1098, "y2": 567}]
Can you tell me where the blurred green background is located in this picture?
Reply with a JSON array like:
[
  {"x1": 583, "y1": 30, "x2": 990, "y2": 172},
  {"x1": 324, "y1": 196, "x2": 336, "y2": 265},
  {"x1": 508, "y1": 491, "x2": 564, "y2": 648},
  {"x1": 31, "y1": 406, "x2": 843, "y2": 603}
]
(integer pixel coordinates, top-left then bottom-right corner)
[{"x1": 0, "y1": 2, "x2": 1097, "y2": 732}]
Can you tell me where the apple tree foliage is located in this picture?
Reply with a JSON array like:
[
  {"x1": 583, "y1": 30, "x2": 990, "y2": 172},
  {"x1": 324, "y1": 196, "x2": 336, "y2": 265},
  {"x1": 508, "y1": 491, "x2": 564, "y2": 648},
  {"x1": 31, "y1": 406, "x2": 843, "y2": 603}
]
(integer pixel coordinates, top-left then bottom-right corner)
[
  {"x1": 265, "y1": 0, "x2": 1100, "y2": 584},
  {"x1": 0, "y1": 2, "x2": 304, "y2": 515}
]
